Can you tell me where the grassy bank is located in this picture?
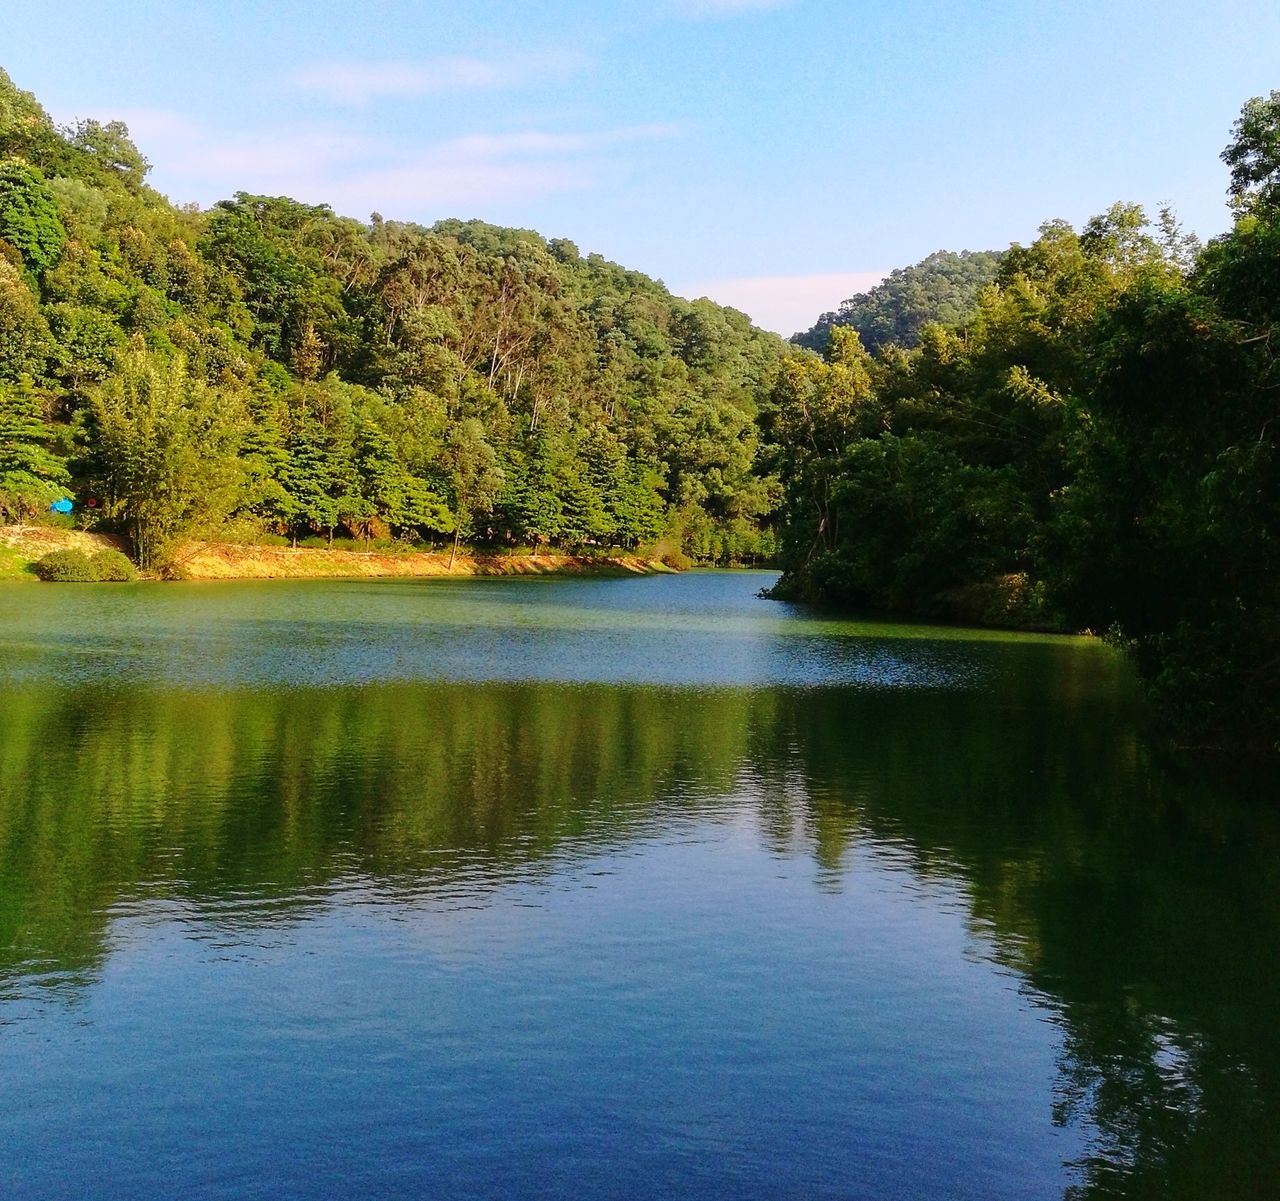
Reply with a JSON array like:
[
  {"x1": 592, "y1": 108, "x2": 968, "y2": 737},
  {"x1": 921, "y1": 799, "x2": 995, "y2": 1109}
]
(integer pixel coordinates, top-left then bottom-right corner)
[
  {"x1": 0, "y1": 526, "x2": 130, "y2": 580},
  {"x1": 0, "y1": 527, "x2": 673, "y2": 582}
]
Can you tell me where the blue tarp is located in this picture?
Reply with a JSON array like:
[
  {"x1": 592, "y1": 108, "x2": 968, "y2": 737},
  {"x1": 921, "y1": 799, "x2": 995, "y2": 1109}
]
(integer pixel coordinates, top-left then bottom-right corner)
[{"x1": 50, "y1": 498, "x2": 74, "y2": 514}]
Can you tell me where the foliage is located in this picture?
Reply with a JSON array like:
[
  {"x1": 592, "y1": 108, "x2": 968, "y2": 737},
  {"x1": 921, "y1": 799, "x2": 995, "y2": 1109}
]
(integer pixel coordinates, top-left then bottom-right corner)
[
  {"x1": 0, "y1": 68, "x2": 788, "y2": 567},
  {"x1": 793, "y1": 250, "x2": 1003, "y2": 352},
  {"x1": 0, "y1": 376, "x2": 68, "y2": 520},
  {"x1": 33, "y1": 547, "x2": 98, "y2": 581},
  {"x1": 770, "y1": 94, "x2": 1280, "y2": 750},
  {"x1": 65, "y1": 119, "x2": 150, "y2": 190},
  {"x1": 88, "y1": 547, "x2": 138, "y2": 580},
  {"x1": 87, "y1": 348, "x2": 246, "y2": 569},
  {"x1": 0, "y1": 157, "x2": 66, "y2": 276},
  {"x1": 32, "y1": 545, "x2": 138, "y2": 580},
  {"x1": 0, "y1": 259, "x2": 54, "y2": 380},
  {"x1": 1222, "y1": 89, "x2": 1280, "y2": 214}
]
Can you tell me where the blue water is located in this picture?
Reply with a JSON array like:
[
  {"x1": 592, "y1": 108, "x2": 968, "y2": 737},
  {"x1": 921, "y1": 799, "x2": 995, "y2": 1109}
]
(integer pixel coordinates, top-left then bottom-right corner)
[{"x1": 1, "y1": 572, "x2": 1276, "y2": 1199}]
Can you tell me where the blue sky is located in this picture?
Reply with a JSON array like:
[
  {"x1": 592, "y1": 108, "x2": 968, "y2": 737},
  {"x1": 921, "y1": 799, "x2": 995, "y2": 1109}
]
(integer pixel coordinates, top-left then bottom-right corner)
[{"x1": 6, "y1": 0, "x2": 1280, "y2": 334}]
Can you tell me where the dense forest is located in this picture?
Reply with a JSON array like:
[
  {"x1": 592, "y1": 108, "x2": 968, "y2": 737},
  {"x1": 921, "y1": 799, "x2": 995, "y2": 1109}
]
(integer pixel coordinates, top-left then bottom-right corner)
[
  {"x1": 792, "y1": 249, "x2": 1004, "y2": 353},
  {"x1": 0, "y1": 63, "x2": 1276, "y2": 752},
  {"x1": 768, "y1": 94, "x2": 1280, "y2": 751},
  {"x1": 0, "y1": 67, "x2": 786, "y2": 570}
]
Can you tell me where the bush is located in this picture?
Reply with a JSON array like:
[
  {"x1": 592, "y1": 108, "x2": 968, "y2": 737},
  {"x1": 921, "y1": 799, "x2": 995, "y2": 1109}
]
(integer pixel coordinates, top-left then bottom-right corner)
[
  {"x1": 34, "y1": 546, "x2": 139, "y2": 581},
  {"x1": 34, "y1": 548, "x2": 98, "y2": 581},
  {"x1": 89, "y1": 548, "x2": 137, "y2": 581}
]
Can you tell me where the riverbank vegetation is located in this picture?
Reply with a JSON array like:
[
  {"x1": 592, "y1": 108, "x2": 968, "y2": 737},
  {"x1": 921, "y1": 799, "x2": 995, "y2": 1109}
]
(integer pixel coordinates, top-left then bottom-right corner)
[
  {"x1": 0, "y1": 67, "x2": 785, "y2": 578},
  {"x1": 769, "y1": 96, "x2": 1280, "y2": 752}
]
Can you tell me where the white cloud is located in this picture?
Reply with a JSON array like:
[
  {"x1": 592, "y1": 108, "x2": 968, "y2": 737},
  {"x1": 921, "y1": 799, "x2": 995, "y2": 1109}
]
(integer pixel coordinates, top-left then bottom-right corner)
[
  {"x1": 288, "y1": 53, "x2": 581, "y2": 105},
  {"x1": 675, "y1": 271, "x2": 887, "y2": 337},
  {"x1": 79, "y1": 106, "x2": 677, "y2": 218}
]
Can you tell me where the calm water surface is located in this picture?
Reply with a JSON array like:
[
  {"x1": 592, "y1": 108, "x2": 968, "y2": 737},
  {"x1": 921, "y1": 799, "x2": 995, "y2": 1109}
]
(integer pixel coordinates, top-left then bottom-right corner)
[{"x1": 0, "y1": 572, "x2": 1277, "y2": 1199}]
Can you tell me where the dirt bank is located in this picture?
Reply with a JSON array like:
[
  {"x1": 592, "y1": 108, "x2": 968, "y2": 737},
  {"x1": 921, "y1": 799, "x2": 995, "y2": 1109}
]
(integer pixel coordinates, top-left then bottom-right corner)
[
  {"x1": 0, "y1": 526, "x2": 671, "y2": 581},
  {"x1": 176, "y1": 542, "x2": 670, "y2": 580}
]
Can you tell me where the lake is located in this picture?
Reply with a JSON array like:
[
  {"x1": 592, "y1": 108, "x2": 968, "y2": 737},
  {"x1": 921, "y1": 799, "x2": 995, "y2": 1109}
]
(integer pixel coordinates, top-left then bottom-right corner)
[{"x1": 1, "y1": 571, "x2": 1277, "y2": 1200}]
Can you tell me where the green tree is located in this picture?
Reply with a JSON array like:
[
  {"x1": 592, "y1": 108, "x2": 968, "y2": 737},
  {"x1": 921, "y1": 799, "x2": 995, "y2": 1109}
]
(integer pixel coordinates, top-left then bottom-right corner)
[
  {"x1": 0, "y1": 259, "x2": 53, "y2": 380},
  {"x1": 0, "y1": 158, "x2": 66, "y2": 276},
  {"x1": 795, "y1": 250, "x2": 1004, "y2": 352},
  {"x1": 444, "y1": 418, "x2": 503, "y2": 565},
  {"x1": 0, "y1": 377, "x2": 69, "y2": 521},
  {"x1": 65, "y1": 119, "x2": 150, "y2": 188},
  {"x1": 353, "y1": 416, "x2": 452, "y2": 539},
  {"x1": 89, "y1": 349, "x2": 245, "y2": 569},
  {"x1": 1222, "y1": 89, "x2": 1280, "y2": 214},
  {"x1": 280, "y1": 408, "x2": 340, "y2": 546},
  {"x1": 238, "y1": 383, "x2": 298, "y2": 535}
]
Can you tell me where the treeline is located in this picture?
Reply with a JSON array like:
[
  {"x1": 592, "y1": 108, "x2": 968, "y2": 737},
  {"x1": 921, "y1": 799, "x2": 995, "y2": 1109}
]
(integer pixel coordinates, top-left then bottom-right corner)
[
  {"x1": 768, "y1": 95, "x2": 1280, "y2": 751},
  {"x1": 0, "y1": 68, "x2": 786, "y2": 569}
]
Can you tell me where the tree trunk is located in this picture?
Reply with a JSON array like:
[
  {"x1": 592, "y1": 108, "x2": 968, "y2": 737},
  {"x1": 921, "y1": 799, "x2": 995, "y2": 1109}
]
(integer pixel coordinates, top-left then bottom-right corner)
[{"x1": 448, "y1": 526, "x2": 461, "y2": 570}]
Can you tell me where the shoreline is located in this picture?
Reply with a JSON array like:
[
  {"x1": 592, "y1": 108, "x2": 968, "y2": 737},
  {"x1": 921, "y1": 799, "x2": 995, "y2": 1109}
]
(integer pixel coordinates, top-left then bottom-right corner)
[{"x1": 0, "y1": 527, "x2": 674, "y2": 582}]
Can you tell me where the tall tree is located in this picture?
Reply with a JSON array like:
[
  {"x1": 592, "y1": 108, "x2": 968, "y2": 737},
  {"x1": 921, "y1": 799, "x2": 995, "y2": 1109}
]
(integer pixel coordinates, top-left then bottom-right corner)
[
  {"x1": 1222, "y1": 89, "x2": 1280, "y2": 214},
  {"x1": 0, "y1": 158, "x2": 66, "y2": 276},
  {"x1": 0, "y1": 377, "x2": 68, "y2": 521},
  {"x1": 89, "y1": 348, "x2": 245, "y2": 569},
  {"x1": 444, "y1": 418, "x2": 502, "y2": 566}
]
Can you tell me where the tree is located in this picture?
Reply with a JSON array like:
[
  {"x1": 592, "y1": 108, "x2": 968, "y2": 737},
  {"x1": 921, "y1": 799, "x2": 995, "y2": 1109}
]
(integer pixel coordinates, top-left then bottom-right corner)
[
  {"x1": 503, "y1": 437, "x2": 562, "y2": 549},
  {"x1": 353, "y1": 416, "x2": 451, "y2": 539},
  {"x1": 0, "y1": 377, "x2": 69, "y2": 521},
  {"x1": 238, "y1": 384, "x2": 298, "y2": 535},
  {"x1": 89, "y1": 349, "x2": 245, "y2": 569},
  {"x1": 0, "y1": 259, "x2": 53, "y2": 380},
  {"x1": 444, "y1": 418, "x2": 502, "y2": 565},
  {"x1": 47, "y1": 303, "x2": 124, "y2": 389},
  {"x1": 554, "y1": 454, "x2": 613, "y2": 547},
  {"x1": 0, "y1": 70, "x2": 796, "y2": 572},
  {"x1": 65, "y1": 119, "x2": 150, "y2": 189},
  {"x1": 764, "y1": 327, "x2": 876, "y2": 573},
  {"x1": 611, "y1": 459, "x2": 667, "y2": 548},
  {"x1": 280, "y1": 408, "x2": 339, "y2": 547},
  {"x1": 1222, "y1": 90, "x2": 1280, "y2": 214},
  {"x1": 0, "y1": 158, "x2": 66, "y2": 276},
  {"x1": 1049, "y1": 263, "x2": 1279, "y2": 747}
]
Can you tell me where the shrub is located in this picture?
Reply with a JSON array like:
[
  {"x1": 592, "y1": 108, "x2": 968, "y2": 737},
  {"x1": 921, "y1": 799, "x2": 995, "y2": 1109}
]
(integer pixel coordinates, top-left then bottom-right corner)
[
  {"x1": 34, "y1": 548, "x2": 98, "y2": 581},
  {"x1": 89, "y1": 548, "x2": 137, "y2": 581},
  {"x1": 34, "y1": 546, "x2": 139, "y2": 581}
]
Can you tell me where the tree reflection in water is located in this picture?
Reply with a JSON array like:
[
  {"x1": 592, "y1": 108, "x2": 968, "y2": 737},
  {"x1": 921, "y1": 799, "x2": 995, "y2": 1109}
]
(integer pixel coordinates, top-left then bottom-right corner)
[{"x1": 2, "y1": 662, "x2": 1277, "y2": 1199}]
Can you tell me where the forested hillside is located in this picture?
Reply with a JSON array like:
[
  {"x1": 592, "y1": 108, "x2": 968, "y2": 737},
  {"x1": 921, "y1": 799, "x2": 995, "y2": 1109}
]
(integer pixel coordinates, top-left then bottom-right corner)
[
  {"x1": 769, "y1": 96, "x2": 1278, "y2": 751},
  {"x1": 0, "y1": 68, "x2": 787, "y2": 569},
  {"x1": 792, "y1": 250, "x2": 1004, "y2": 352}
]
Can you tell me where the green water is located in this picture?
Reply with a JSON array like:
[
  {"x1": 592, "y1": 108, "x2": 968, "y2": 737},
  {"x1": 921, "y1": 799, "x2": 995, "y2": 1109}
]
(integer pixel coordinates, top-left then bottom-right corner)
[{"x1": 0, "y1": 572, "x2": 1277, "y2": 1199}]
